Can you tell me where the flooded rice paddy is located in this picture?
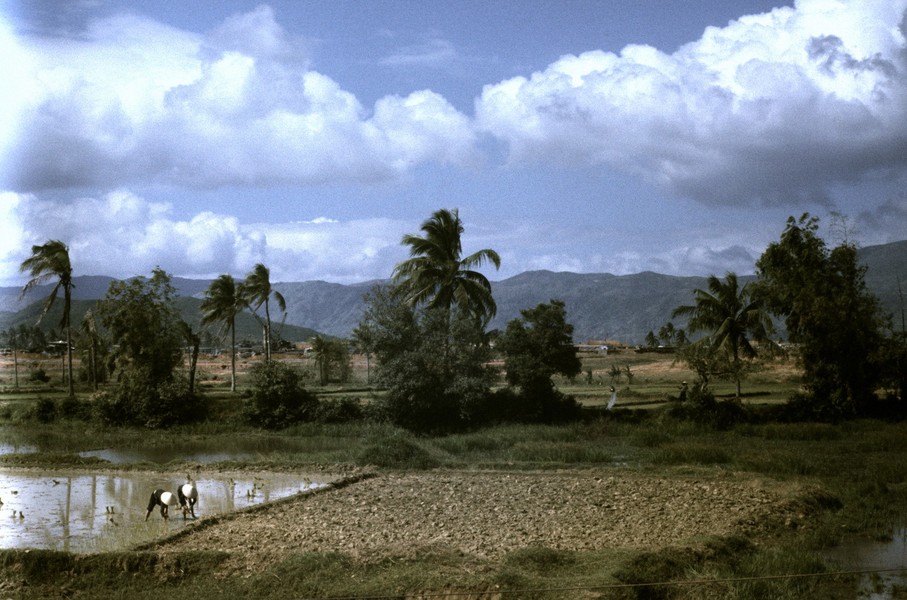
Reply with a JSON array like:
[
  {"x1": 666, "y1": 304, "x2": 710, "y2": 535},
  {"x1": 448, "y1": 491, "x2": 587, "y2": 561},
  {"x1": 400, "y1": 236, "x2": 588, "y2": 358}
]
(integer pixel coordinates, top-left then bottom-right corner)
[
  {"x1": 0, "y1": 470, "x2": 332, "y2": 553},
  {"x1": 824, "y1": 529, "x2": 907, "y2": 600}
]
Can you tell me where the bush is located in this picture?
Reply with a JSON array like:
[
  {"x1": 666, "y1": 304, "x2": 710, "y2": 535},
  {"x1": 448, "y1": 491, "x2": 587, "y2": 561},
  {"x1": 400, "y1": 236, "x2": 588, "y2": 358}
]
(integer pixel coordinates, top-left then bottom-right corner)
[
  {"x1": 356, "y1": 433, "x2": 440, "y2": 469},
  {"x1": 58, "y1": 396, "x2": 90, "y2": 420},
  {"x1": 92, "y1": 371, "x2": 205, "y2": 428},
  {"x1": 28, "y1": 368, "x2": 50, "y2": 383},
  {"x1": 315, "y1": 396, "x2": 363, "y2": 423},
  {"x1": 244, "y1": 361, "x2": 318, "y2": 429},
  {"x1": 664, "y1": 386, "x2": 748, "y2": 430},
  {"x1": 33, "y1": 398, "x2": 56, "y2": 423}
]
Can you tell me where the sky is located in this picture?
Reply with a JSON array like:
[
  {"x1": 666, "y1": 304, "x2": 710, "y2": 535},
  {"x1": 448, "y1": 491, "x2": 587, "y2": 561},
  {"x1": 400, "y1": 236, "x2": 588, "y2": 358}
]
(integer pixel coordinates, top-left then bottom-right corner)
[{"x1": 1, "y1": 0, "x2": 906, "y2": 288}]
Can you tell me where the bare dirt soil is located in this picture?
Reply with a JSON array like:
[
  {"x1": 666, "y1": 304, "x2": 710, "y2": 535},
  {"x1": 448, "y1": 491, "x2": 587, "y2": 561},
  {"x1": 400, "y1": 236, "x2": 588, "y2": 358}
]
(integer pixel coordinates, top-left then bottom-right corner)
[{"x1": 158, "y1": 469, "x2": 809, "y2": 575}]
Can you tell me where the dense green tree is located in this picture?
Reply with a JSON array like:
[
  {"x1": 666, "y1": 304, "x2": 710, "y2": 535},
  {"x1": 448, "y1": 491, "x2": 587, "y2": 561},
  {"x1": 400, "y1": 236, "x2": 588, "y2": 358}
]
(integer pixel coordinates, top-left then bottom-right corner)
[
  {"x1": 96, "y1": 269, "x2": 202, "y2": 427},
  {"x1": 755, "y1": 214, "x2": 887, "y2": 418},
  {"x1": 200, "y1": 274, "x2": 244, "y2": 392},
  {"x1": 19, "y1": 240, "x2": 75, "y2": 397},
  {"x1": 241, "y1": 263, "x2": 286, "y2": 362},
  {"x1": 359, "y1": 284, "x2": 496, "y2": 432},
  {"x1": 244, "y1": 360, "x2": 317, "y2": 429},
  {"x1": 309, "y1": 335, "x2": 352, "y2": 386},
  {"x1": 672, "y1": 272, "x2": 775, "y2": 397},
  {"x1": 393, "y1": 208, "x2": 501, "y2": 325},
  {"x1": 496, "y1": 300, "x2": 582, "y2": 421}
]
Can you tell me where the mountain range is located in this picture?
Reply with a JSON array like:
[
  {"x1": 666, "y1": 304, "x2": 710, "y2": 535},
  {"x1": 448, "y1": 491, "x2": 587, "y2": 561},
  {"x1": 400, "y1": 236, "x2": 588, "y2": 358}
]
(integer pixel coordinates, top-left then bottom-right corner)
[{"x1": 2, "y1": 240, "x2": 905, "y2": 345}]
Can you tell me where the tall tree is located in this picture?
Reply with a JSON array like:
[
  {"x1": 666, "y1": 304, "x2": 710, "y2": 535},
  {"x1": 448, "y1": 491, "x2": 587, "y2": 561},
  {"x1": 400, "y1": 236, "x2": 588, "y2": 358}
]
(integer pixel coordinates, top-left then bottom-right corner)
[
  {"x1": 393, "y1": 208, "x2": 501, "y2": 325},
  {"x1": 672, "y1": 272, "x2": 774, "y2": 397},
  {"x1": 178, "y1": 320, "x2": 202, "y2": 394},
  {"x1": 241, "y1": 263, "x2": 286, "y2": 362},
  {"x1": 497, "y1": 300, "x2": 582, "y2": 421},
  {"x1": 20, "y1": 240, "x2": 75, "y2": 397},
  {"x1": 755, "y1": 214, "x2": 886, "y2": 418},
  {"x1": 77, "y1": 307, "x2": 104, "y2": 391},
  {"x1": 200, "y1": 274, "x2": 244, "y2": 392}
]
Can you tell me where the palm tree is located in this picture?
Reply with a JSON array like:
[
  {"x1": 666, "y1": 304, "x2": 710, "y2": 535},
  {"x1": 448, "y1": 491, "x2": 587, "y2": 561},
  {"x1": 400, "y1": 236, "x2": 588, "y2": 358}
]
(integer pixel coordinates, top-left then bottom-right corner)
[
  {"x1": 392, "y1": 208, "x2": 501, "y2": 324},
  {"x1": 672, "y1": 272, "x2": 774, "y2": 397},
  {"x1": 78, "y1": 308, "x2": 102, "y2": 392},
  {"x1": 310, "y1": 335, "x2": 329, "y2": 386},
  {"x1": 200, "y1": 274, "x2": 244, "y2": 392},
  {"x1": 20, "y1": 240, "x2": 75, "y2": 397},
  {"x1": 178, "y1": 320, "x2": 201, "y2": 394},
  {"x1": 241, "y1": 263, "x2": 286, "y2": 362}
]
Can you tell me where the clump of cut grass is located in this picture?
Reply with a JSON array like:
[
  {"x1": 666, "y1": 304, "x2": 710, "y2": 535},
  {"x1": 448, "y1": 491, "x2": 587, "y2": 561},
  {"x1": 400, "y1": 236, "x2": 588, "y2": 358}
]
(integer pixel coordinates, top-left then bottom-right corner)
[{"x1": 357, "y1": 432, "x2": 441, "y2": 469}]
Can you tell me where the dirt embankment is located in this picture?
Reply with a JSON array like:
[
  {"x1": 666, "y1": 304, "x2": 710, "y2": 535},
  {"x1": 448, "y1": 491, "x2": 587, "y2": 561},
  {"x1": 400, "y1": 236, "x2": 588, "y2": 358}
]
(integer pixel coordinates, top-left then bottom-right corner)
[{"x1": 158, "y1": 469, "x2": 808, "y2": 574}]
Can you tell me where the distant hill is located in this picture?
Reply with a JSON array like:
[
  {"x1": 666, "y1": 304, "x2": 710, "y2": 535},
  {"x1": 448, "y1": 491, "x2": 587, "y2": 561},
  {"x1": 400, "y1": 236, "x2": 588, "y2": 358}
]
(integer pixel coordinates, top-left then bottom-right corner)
[
  {"x1": 0, "y1": 288, "x2": 320, "y2": 345},
  {"x1": 2, "y1": 239, "x2": 905, "y2": 344}
]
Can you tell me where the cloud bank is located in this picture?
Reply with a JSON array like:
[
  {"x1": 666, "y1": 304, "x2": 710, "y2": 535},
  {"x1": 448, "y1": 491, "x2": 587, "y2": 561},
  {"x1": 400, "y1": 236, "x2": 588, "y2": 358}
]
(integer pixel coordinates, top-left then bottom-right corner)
[
  {"x1": 476, "y1": 0, "x2": 907, "y2": 205},
  {"x1": 0, "y1": 193, "x2": 411, "y2": 286},
  {"x1": 1, "y1": 0, "x2": 906, "y2": 205}
]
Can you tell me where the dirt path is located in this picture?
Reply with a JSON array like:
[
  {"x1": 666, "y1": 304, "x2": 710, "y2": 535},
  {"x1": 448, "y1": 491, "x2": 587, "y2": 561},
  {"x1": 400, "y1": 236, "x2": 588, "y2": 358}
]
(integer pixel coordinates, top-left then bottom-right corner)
[{"x1": 159, "y1": 469, "x2": 802, "y2": 574}]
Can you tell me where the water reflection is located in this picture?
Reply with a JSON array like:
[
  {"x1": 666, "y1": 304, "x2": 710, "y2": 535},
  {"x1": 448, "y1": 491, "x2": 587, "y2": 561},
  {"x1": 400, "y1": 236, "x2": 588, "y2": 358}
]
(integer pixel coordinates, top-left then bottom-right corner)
[
  {"x1": 0, "y1": 471, "x2": 331, "y2": 553},
  {"x1": 824, "y1": 529, "x2": 907, "y2": 600},
  {"x1": 79, "y1": 448, "x2": 257, "y2": 465}
]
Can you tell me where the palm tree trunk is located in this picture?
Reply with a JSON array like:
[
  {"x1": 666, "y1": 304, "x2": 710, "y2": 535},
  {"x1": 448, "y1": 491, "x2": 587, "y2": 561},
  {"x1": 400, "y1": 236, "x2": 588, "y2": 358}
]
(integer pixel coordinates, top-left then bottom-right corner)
[
  {"x1": 12, "y1": 346, "x2": 19, "y2": 390},
  {"x1": 230, "y1": 317, "x2": 236, "y2": 392},
  {"x1": 189, "y1": 339, "x2": 199, "y2": 393},
  {"x1": 65, "y1": 290, "x2": 74, "y2": 398},
  {"x1": 264, "y1": 300, "x2": 272, "y2": 362}
]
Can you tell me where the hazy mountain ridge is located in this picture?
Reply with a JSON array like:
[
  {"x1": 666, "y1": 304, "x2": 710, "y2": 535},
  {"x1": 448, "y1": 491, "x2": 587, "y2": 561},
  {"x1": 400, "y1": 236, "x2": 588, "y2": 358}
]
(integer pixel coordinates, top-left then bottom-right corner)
[{"x1": 2, "y1": 240, "x2": 905, "y2": 344}]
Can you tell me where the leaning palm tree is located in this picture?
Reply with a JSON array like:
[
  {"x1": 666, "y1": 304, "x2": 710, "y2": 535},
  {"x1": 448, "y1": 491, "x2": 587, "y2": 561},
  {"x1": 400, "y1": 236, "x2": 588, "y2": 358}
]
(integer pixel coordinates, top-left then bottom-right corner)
[
  {"x1": 672, "y1": 272, "x2": 775, "y2": 397},
  {"x1": 20, "y1": 240, "x2": 75, "y2": 397},
  {"x1": 241, "y1": 263, "x2": 286, "y2": 362},
  {"x1": 392, "y1": 208, "x2": 501, "y2": 324},
  {"x1": 200, "y1": 274, "x2": 244, "y2": 392}
]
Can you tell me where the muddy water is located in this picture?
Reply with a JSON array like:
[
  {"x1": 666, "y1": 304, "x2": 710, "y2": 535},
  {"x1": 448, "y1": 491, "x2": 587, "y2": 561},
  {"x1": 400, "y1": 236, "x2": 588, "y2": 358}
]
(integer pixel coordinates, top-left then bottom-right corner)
[
  {"x1": 823, "y1": 529, "x2": 907, "y2": 600},
  {"x1": 0, "y1": 471, "x2": 332, "y2": 553}
]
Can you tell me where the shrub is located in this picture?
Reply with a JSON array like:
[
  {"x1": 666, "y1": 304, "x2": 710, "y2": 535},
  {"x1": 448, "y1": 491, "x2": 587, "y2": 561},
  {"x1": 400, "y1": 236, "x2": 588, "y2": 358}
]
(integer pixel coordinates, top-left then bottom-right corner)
[
  {"x1": 244, "y1": 361, "x2": 318, "y2": 429},
  {"x1": 665, "y1": 386, "x2": 748, "y2": 430},
  {"x1": 315, "y1": 396, "x2": 363, "y2": 423},
  {"x1": 33, "y1": 398, "x2": 56, "y2": 423},
  {"x1": 92, "y1": 371, "x2": 205, "y2": 428},
  {"x1": 28, "y1": 368, "x2": 50, "y2": 383},
  {"x1": 58, "y1": 396, "x2": 90, "y2": 420},
  {"x1": 356, "y1": 433, "x2": 440, "y2": 469}
]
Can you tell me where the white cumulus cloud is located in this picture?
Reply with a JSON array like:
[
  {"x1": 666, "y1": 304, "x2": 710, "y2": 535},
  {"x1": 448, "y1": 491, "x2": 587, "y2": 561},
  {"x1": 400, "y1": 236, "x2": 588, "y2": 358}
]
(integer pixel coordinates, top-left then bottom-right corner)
[
  {"x1": 0, "y1": 6, "x2": 478, "y2": 192},
  {"x1": 475, "y1": 0, "x2": 907, "y2": 206}
]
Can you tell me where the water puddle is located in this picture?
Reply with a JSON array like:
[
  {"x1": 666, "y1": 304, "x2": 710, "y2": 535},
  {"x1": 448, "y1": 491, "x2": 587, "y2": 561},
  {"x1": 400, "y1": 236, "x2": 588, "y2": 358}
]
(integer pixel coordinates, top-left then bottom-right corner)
[
  {"x1": 823, "y1": 529, "x2": 907, "y2": 599},
  {"x1": 0, "y1": 470, "x2": 333, "y2": 553}
]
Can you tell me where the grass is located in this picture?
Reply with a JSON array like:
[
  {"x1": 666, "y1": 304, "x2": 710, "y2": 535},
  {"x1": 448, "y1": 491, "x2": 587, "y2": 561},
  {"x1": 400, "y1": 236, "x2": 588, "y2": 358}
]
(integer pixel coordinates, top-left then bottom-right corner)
[{"x1": 0, "y1": 352, "x2": 902, "y2": 598}]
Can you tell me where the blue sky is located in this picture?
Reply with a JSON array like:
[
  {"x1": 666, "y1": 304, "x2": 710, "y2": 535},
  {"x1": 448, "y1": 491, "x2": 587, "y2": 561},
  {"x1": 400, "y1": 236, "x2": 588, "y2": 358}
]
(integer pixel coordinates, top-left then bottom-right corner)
[{"x1": 1, "y1": 0, "x2": 906, "y2": 287}]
